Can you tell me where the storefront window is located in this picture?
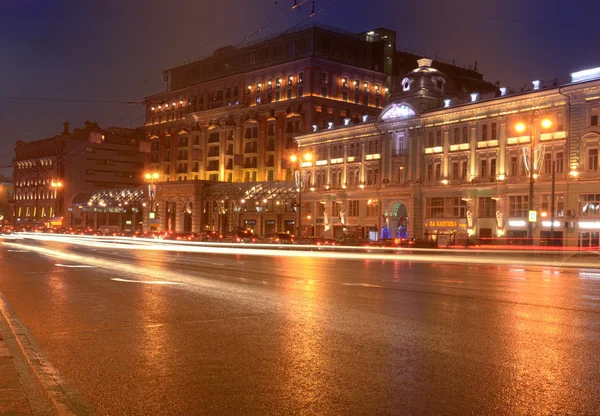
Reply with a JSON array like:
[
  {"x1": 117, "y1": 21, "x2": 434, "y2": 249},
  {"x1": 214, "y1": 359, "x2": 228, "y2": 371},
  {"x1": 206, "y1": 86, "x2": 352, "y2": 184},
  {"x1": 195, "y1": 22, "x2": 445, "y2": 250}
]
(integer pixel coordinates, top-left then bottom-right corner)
[
  {"x1": 541, "y1": 194, "x2": 565, "y2": 217},
  {"x1": 579, "y1": 194, "x2": 600, "y2": 216}
]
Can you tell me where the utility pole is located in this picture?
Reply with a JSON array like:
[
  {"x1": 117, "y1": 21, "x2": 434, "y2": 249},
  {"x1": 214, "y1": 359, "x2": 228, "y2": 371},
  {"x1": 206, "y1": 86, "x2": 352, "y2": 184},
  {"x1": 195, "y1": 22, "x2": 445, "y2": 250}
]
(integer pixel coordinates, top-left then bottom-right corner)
[{"x1": 550, "y1": 160, "x2": 556, "y2": 246}]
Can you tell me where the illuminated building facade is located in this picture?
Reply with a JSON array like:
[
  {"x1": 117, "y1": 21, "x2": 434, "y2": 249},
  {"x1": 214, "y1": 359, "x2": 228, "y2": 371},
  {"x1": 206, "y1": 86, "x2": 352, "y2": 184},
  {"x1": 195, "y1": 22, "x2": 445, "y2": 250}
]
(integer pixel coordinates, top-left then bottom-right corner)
[
  {"x1": 143, "y1": 24, "x2": 492, "y2": 234},
  {"x1": 295, "y1": 61, "x2": 600, "y2": 247},
  {"x1": 12, "y1": 122, "x2": 146, "y2": 228}
]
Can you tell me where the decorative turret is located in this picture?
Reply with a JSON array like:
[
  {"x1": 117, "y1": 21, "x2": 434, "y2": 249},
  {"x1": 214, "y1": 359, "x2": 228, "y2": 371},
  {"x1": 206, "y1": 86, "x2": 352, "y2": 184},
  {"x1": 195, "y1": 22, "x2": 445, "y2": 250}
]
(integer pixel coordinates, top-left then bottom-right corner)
[{"x1": 390, "y1": 58, "x2": 453, "y2": 112}]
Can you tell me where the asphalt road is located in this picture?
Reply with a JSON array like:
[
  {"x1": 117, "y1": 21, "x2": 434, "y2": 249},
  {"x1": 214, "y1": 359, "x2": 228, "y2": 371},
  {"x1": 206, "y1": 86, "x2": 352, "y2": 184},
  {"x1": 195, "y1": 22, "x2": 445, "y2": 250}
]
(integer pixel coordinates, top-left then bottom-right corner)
[{"x1": 0, "y1": 236, "x2": 599, "y2": 415}]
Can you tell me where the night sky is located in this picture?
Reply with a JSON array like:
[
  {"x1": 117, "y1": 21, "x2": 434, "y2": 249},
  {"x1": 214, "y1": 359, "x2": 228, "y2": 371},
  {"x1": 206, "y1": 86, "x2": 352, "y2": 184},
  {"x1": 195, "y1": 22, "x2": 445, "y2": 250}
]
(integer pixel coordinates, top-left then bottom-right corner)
[{"x1": 1, "y1": 0, "x2": 599, "y2": 175}]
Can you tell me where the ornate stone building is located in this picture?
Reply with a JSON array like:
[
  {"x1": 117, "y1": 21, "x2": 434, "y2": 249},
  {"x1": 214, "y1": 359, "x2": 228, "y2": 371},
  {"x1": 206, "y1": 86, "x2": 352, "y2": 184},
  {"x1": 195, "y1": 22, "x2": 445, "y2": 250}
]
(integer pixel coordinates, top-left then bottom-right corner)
[
  {"x1": 142, "y1": 25, "x2": 494, "y2": 234},
  {"x1": 295, "y1": 61, "x2": 600, "y2": 247}
]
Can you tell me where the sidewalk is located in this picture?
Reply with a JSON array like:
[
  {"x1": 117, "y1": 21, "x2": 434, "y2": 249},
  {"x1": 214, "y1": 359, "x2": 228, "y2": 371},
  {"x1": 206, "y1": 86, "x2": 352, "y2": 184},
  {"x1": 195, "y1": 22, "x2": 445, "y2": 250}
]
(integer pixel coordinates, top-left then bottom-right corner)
[{"x1": 0, "y1": 331, "x2": 32, "y2": 415}]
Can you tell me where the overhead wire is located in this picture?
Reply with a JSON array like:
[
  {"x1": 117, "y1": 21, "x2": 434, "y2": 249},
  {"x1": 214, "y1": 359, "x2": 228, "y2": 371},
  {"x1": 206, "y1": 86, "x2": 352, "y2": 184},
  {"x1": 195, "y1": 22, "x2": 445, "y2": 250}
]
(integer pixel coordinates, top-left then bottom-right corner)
[{"x1": 5, "y1": 1, "x2": 331, "y2": 175}]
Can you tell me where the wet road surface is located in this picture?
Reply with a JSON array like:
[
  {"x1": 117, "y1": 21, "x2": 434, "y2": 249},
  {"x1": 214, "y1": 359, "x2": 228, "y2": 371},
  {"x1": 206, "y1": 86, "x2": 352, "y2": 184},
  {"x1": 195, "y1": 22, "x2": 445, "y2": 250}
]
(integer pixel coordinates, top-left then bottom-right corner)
[{"x1": 0, "y1": 237, "x2": 599, "y2": 415}]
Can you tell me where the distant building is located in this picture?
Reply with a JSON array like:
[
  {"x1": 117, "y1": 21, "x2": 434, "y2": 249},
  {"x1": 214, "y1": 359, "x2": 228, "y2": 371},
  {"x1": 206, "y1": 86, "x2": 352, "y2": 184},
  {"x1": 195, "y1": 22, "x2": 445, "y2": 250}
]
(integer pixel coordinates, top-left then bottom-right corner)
[
  {"x1": 12, "y1": 122, "x2": 146, "y2": 229},
  {"x1": 295, "y1": 60, "x2": 600, "y2": 247},
  {"x1": 142, "y1": 24, "x2": 495, "y2": 234},
  {"x1": 0, "y1": 176, "x2": 13, "y2": 225}
]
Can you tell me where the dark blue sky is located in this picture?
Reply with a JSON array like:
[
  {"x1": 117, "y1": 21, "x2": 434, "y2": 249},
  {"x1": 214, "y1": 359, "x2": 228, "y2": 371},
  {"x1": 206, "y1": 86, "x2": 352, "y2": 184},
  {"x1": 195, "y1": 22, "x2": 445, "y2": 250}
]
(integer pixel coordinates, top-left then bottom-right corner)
[{"x1": 1, "y1": 0, "x2": 599, "y2": 175}]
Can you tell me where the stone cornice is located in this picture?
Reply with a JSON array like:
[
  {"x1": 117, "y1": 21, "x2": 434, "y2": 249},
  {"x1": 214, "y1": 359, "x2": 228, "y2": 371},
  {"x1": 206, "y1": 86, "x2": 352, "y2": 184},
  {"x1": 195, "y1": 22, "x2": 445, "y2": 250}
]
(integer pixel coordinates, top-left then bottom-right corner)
[{"x1": 295, "y1": 123, "x2": 379, "y2": 146}]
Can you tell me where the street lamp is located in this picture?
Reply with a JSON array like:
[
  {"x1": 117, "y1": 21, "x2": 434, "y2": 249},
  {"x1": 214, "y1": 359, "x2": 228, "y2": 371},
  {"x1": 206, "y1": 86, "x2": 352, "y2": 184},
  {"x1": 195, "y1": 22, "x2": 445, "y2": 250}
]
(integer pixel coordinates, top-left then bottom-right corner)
[
  {"x1": 289, "y1": 152, "x2": 312, "y2": 237},
  {"x1": 51, "y1": 180, "x2": 63, "y2": 225},
  {"x1": 515, "y1": 117, "x2": 552, "y2": 244},
  {"x1": 144, "y1": 172, "x2": 160, "y2": 230}
]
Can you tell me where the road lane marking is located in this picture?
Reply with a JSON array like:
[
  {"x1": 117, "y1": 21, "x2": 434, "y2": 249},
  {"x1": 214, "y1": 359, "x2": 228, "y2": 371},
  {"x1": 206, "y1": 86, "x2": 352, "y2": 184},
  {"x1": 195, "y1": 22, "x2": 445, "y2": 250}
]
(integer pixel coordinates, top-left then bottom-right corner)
[
  {"x1": 110, "y1": 278, "x2": 182, "y2": 285},
  {"x1": 342, "y1": 283, "x2": 385, "y2": 288},
  {"x1": 55, "y1": 264, "x2": 96, "y2": 268}
]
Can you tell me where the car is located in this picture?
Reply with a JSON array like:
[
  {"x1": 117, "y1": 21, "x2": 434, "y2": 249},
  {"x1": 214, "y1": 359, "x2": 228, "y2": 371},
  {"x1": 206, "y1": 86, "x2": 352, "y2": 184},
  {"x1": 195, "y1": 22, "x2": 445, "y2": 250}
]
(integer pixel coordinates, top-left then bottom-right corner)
[
  {"x1": 337, "y1": 237, "x2": 373, "y2": 247},
  {"x1": 191, "y1": 231, "x2": 223, "y2": 242},
  {"x1": 163, "y1": 232, "x2": 194, "y2": 241},
  {"x1": 222, "y1": 230, "x2": 258, "y2": 243},
  {"x1": 263, "y1": 232, "x2": 294, "y2": 244},
  {"x1": 296, "y1": 237, "x2": 337, "y2": 246}
]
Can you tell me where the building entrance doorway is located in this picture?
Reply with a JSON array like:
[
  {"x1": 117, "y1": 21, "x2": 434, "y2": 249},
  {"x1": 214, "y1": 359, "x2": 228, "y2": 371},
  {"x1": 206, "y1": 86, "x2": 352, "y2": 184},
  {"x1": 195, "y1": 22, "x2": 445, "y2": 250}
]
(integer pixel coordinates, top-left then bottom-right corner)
[{"x1": 387, "y1": 201, "x2": 409, "y2": 239}]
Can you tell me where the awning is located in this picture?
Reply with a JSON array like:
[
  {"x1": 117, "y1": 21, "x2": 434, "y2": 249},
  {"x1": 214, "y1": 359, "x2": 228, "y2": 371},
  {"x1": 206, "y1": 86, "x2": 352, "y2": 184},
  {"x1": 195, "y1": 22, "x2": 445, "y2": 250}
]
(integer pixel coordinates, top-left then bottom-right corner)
[
  {"x1": 203, "y1": 181, "x2": 297, "y2": 201},
  {"x1": 72, "y1": 188, "x2": 145, "y2": 208}
]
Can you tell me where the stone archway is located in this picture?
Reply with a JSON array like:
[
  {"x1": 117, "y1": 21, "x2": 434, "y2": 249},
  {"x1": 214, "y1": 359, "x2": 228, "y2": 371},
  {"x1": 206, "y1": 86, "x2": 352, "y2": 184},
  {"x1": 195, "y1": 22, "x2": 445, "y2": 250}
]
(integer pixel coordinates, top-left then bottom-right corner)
[{"x1": 387, "y1": 201, "x2": 409, "y2": 239}]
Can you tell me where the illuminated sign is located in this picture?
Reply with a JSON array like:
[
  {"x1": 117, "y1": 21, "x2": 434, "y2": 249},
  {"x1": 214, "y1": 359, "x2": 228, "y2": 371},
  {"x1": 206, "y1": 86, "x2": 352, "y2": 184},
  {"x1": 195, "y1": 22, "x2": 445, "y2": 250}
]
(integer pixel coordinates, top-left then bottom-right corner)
[
  {"x1": 508, "y1": 220, "x2": 527, "y2": 227},
  {"x1": 426, "y1": 220, "x2": 466, "y2": 228},
  {"x1": 528, "y1": 210, "x2": 537, "y2": 222},
  {"x1": 149, "y1": 212, "x2": 156, "y2": 219}
]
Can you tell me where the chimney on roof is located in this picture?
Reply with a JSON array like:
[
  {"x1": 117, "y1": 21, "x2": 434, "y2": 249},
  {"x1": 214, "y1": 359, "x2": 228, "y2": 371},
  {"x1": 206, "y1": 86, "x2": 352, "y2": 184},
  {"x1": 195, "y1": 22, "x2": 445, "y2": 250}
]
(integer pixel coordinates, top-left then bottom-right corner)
[
  {"x1": 62, "y1": 121, "x2": 70, "y2": 135},
  {"x1": 417, "y1": 58, "x2": 433, "y2": 68}
]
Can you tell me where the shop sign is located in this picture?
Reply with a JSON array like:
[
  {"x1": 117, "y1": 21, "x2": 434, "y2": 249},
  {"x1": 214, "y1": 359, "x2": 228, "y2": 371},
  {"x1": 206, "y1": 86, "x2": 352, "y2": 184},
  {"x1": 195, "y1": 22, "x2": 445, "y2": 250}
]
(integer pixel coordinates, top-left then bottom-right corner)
[
  {"x1": 425, "y1": 219, "x2": 467, "y2": 229},
  {"x1": 380, "y1": 192, "x2": 412, "y2": 198}
]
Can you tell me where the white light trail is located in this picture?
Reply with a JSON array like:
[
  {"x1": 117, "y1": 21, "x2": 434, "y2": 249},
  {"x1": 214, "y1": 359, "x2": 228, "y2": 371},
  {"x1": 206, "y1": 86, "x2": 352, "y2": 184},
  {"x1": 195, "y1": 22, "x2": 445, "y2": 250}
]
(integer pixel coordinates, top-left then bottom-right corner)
[
  {"x1": 3, "y1": 233, "x2": 600, "y2": 269},
  {"x1": 111, "y1": 278, "x2": 182, "y2": 285},
  {"x1": 55, "y1": 264, "x2": 96, "y2": 268}
]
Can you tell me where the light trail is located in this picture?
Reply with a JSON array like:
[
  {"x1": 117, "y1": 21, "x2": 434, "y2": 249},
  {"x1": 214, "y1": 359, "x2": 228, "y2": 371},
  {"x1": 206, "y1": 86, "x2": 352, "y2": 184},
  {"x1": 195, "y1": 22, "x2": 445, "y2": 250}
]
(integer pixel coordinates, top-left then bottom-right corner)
[
  {"x1": 2, "y1": 232, "x2": 600, "y2": 269},
  {"x1": 111, "y1": 278, "x2": 182, "y2": 285}
]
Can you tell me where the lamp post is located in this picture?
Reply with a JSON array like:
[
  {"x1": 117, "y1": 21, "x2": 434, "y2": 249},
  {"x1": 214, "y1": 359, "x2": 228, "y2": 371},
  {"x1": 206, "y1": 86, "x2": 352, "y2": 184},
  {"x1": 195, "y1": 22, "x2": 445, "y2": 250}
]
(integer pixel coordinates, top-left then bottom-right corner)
[
  {"x1": 515, "y1": 117, "x2": 552, "y2": 245},
  {"x1": 144, "y1": 172, "x2": 159, "y2": 231},
  {"x1": 50, "y1": 180, "x2": 63, "y2": 226},
  {"x1": 289, "y1": 152, "x2": 312, "y2": 237}
]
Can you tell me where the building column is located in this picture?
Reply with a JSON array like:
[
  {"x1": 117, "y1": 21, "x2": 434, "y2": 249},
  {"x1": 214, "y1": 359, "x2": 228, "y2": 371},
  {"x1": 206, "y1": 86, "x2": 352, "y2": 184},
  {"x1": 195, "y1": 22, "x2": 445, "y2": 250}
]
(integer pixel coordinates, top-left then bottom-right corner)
[
  {"x1": 442, "y1": 126, "x2": 450, "y2": 178},
  {"x1": 342, "y1": 143, "x2": 348, "y2": 186},
  {"x1": 176, "y1": 200, "x2": 184, "y2": 233},
  {"x1": 131, "y1": 212, "x2": 137, "y2": 231},
  {"x1": 192, "y1": 195, "x2": 203, "y2": 233},
  {"x1": 499, "y1": 116, "x2": 508, "y2": 177},
  {"x1": 469, "y1": 121, "x2": 477, "y2": 179},
  {"x1": 93, "y1": 213, "x2": 99, "y2": 229}
]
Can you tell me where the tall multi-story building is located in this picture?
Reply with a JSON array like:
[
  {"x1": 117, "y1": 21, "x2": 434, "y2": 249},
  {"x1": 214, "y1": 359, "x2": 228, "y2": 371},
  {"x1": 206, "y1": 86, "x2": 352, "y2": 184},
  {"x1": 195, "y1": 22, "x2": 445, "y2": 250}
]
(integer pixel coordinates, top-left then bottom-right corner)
[
  {"x1": 143, "y1": 24, "x2": 495, "y2": 234},
  {"x1": 295, "y1": 60, "x2": 600, "y2": 247},
  {"x1": 12, "y1": 122, "x2": 146, "y2": 228}
]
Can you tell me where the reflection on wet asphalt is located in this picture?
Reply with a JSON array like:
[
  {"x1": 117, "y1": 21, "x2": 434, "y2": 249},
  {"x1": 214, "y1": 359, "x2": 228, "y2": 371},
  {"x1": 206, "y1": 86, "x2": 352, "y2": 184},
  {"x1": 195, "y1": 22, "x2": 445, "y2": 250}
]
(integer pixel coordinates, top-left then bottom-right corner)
[{"x1": 0, "y1": 240, "x2": 599, "y2": 415}]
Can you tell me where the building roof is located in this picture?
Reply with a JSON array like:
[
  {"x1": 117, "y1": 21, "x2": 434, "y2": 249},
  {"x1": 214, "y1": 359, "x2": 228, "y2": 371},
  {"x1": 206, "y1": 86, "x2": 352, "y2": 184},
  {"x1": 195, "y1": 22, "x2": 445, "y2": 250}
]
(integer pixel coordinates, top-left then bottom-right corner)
[
  {"x1": 73, "y1": 188, "x2": 144, "y2": 208},
  {"x1": 204, "y1": 181, "x2": 297, "y2": 201}
]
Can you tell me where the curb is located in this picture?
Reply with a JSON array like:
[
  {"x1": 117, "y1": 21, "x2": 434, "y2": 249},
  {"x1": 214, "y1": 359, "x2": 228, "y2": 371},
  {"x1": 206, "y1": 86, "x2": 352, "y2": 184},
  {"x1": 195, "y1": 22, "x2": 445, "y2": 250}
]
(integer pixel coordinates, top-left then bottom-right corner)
[{"x1": 0, "y1": 331, "x2": 32, "y2": 415}]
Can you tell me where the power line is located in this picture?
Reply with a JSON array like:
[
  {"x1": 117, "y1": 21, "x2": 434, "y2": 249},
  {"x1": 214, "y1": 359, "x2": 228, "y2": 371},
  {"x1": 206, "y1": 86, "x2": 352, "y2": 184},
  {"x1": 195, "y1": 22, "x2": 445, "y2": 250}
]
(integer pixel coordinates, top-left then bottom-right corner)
[
  {"x1": 0, "y1": 96, "x2": 143, "y2": 105},
  {"x1": 235, "y1": 0, "x2": 310, "y2": 47},
  {"x1": 283, "y1": 0, "x2": 345, "y2": 34}
]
